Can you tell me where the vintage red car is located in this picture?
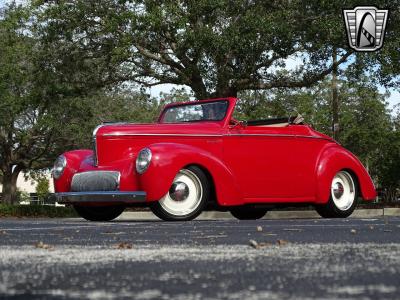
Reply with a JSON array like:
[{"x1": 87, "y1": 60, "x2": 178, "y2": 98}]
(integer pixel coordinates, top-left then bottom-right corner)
[{"x1": 53, "y1": 97, "x2": 376, "y2": 221}]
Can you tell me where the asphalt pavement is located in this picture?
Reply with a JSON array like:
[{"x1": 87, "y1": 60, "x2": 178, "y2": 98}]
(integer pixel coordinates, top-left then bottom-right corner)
[{"x1": 0, "y1": 217, "x2": 400, "y2": 300}]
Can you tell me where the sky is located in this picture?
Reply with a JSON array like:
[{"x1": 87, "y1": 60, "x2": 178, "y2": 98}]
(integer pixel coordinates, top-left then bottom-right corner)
[{"x1": 1, "y1": 0, "x2": 399, "y2": 110}]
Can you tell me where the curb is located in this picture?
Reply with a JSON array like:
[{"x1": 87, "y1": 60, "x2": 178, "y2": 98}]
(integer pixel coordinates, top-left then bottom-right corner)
[{"x1": 117, "y1": 208, "x2": 400, "y2": 221}]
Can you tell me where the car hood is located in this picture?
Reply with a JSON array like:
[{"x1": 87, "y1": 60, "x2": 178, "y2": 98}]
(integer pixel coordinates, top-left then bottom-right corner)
[{"x1": 96, "y1": 122, "x2": 223, "y2": 137}]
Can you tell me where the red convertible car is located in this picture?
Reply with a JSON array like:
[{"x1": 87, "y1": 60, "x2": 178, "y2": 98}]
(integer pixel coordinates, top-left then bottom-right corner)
[{"x1": 53, "y1": 97, "x2": 376, "y2": 221}]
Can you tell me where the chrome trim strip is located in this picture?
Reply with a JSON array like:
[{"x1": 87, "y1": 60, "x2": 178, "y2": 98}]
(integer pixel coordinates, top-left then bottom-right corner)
[
  {"x1": 116, "y1": 172, "x2": 121, "y2": 190},
  {"x1": 92, "y1": 125, "x2": 104, "y2": 167},
  {"x1": 92, "y1": 124, "x2": 104, "y2": 137},
  {"x1": 226, "y1": 133, "x2": 295, "y2": 138},
  {"x1": 56, "y1": 191, "x2": 146, "y2": 204},
  {"x1": 73, "y1": 170, "x2": 120, "y2": 177},
  {"x1": 296, "y1": 135, "x2": 333, "y2": 141},
  {"x1": 227, "y1": 134, "x2": 330, "y2": 140},
  {"x1": 102, "y1": 133, "x2": 222, "y2": 137},
  {"x1": 101, "y1": 132, "x2": 330, "y2": 141}
]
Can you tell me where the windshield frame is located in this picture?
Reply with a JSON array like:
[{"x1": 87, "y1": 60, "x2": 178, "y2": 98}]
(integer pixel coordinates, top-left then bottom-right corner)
[{"x1": 159, "y1": 100, "x2": 229, "y2": 124}]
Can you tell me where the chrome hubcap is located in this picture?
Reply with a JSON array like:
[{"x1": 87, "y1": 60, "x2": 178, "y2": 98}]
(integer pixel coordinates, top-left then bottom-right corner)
[
  {"x1": 169, "y1": 181, "x2": 189, "y2": 201},
  {"x1": 332, "y1": 182, "x2": 344, "y2": 199},
  {"x1": 159, "y1": 169, "x2": 203, "y2": 216},
  {"x1": 331, "y1": 171, "x2": 355, "y2": 211}
]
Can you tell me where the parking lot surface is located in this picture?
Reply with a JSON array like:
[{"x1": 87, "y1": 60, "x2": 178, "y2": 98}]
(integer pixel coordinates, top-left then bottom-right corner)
[{"x1": 0, "y1": 217, "x2": 400, "y2": 299}]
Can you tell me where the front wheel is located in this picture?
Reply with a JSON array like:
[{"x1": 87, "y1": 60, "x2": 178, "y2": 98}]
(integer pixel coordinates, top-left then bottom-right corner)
[
  {"x1": 150, "y1": 166, "x2": 210, "y2": 221},
  {"x1": 315, "y1": 170, "x2": 358, "y2": 218},
  {"x1": 230, "y1": 207, "x2": 268, "y2": 220},
  {"x1": 74, "y1": 205, "x2": 125, "y2": 221}
]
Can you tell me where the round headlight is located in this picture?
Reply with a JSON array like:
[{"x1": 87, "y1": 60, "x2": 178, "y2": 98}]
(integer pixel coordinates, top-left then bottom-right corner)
[
  {"x1": 52, "y1": 155, "x2": 66, "y2": 179},
  {"x1": 136, "y1": 148, "x2": 152, "y2": 174}
]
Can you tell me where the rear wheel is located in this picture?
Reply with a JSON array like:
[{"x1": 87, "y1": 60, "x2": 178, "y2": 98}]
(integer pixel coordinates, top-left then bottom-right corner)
[
  {"x1": 230, "y1": 207, "x2": 268, "y2": 220},
  {"x1": 315, "y1": 170, "x2": 358, "y2": 218},
  {"x1": 150, "y1": 166, "x2": 210, "y2": 221},
  {"x1": 74, "y1": 205, "x2": 125, "y2": 221}
]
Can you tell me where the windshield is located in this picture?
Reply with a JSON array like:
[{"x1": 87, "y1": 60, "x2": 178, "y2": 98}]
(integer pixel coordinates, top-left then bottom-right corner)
[{"x1": 160, "y1": 101, "x2": 229, "y2": 123}]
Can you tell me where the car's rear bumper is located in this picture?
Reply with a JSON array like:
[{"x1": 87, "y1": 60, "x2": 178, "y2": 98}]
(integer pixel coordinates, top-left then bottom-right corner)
[{"x1": 56, "y1": 191, "x2": 147, "y2": 204}]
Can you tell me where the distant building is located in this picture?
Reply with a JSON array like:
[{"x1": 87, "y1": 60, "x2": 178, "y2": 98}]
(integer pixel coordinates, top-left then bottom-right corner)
[{"x1": 0, "y1": 172, "x2": 54, "y2": 194}]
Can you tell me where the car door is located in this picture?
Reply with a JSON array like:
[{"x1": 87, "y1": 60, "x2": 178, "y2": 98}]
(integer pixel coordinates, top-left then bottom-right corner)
[
  {"x1": 290, "y1": 126, "x2": 329, "y2": 199},
  {"x1": 223, "y1": 125, "x2": 298, "y2": 201}
]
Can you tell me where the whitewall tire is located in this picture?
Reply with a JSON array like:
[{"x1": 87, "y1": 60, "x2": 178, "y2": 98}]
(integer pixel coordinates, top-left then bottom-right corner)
[
  {"x1": 315, "y1": 170, "x2": 358, "y2": 218},
  {"x1": 150, "y1": 166, "x2": 210, "y2": 221}
]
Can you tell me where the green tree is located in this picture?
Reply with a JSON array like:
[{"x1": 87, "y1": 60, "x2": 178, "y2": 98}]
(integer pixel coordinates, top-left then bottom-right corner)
[
  {"x1": 34, "y1": 0, "x2": 400, "y2": 99},
  {"x1": 0, "y1": 4, "x2": 41, "y2": 204},
  {"x1": 35, "y1": 176, "x2": 50, "y2": 203},
  {"x1": 378, "y1": 107, "x2": 400, "y2": 201},
  {"x1": 0, "y1": 4, "x2": 84, "y2": 204},
  {"x1": 0, "y1": 4, "x2": 158, "y2": 204}
]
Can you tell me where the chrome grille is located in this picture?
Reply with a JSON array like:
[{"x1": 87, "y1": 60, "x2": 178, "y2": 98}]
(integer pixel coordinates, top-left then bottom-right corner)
[{"x1": 71, "y1": 171, "x2": 120, "y2": 192}]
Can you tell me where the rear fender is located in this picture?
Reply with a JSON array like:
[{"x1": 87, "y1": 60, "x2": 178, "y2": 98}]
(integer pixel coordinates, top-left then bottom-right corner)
[
  {"x1": 316, "y1": 145, "x2": 376, "y2": 203},
  {"x1": 139, "y1": 143, "x2": 243, "y2": 205}
]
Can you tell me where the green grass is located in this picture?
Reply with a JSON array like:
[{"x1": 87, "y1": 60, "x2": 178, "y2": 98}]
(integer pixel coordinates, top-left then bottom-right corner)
[{"x1": 0, "y1": 204, "x2": 78, "y2": 218}]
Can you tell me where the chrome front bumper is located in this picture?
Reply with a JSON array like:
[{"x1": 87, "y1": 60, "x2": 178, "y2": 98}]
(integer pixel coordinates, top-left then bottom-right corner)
[{"x1": 56, "y1": 191, "x2": 146, "y2": 204}]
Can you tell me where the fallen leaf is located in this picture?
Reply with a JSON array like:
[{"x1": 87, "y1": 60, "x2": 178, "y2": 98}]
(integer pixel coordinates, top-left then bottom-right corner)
[
  {"x1": 114, "y1": 242, "x2": 133, "y2": 249},
  {"x1": 249, "y1": 239, "x2": 258, "y2": 248},
  {"x1": 35, "y1": 241, "x2": 53, "y2": 250},
  {"x1": 277, "y1": 239, "x2": 289, "y2": 246},
  {"x1": 249, "y1": 239, "x2": 271, "y2": 249},
  {"x1": 256, "y1": 226, "x2": 263, "y2": 232},
  {"x1": 350, "y1": 229, "x2": 357, "y2": 234}
]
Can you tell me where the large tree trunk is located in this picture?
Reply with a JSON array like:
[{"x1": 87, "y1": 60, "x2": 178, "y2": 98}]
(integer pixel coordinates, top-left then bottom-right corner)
[{"x1": 1, "y1": 167, "x2": 21, "y2": 205}]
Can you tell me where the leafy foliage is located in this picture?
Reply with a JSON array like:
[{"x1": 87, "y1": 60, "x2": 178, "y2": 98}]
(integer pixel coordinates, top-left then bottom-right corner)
[
  {"x1": 35, "y1": 176, "x2": 50, "y2": 201},
  {"x1": 0, "y1": 4, "x2": 159, "y2": 203},
  {"x1": 33, "y1": 0, "x2": 400, "y2": 98},
  {"x1": 1, "y1": 0, "x2": 399, "y2": 204}
]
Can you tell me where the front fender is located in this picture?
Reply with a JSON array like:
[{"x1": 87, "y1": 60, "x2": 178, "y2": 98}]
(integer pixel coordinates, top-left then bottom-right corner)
[
  {"x1": 316, "y1": 144, "x2": 376, "y2": 203},
  {"x1": 139, "y1": 143, "x2": 243, "y2": 205},
  {"x1": 53, "y1": 150, "x2": 93, "y2": 192}
]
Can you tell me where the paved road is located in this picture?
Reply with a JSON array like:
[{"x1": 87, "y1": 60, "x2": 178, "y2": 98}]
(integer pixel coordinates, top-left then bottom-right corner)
[{"x1": 0, "y1": 217, "x2": 400, "y2": 300}]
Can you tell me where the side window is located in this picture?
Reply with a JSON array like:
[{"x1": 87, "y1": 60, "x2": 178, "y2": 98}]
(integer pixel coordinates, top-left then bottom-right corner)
[{"x1": 163, "y1": 106, "x2": 203, "y2": 122}]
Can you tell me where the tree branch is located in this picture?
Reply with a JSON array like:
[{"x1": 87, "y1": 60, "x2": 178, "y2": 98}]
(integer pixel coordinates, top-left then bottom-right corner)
[{"x1": 241, "y1": 51, "x2": 353, "y2": 90}]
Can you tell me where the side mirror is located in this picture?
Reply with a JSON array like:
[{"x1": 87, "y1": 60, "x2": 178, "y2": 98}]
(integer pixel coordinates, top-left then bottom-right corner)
[{"x1": 229, "y1": 120, "x2": 247, "y2": 129}]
